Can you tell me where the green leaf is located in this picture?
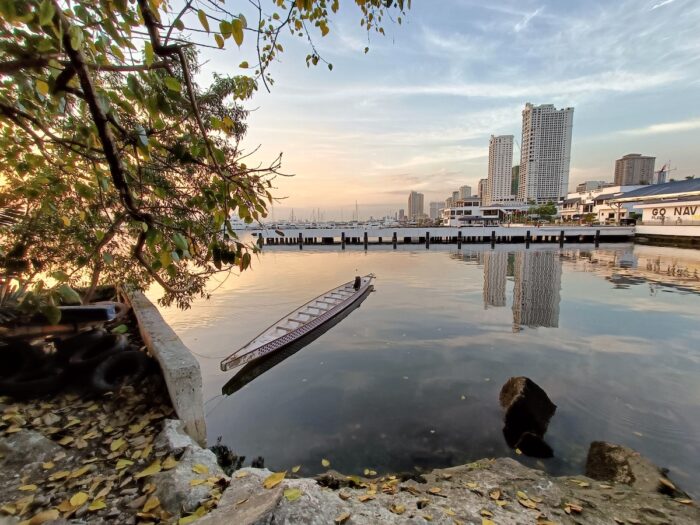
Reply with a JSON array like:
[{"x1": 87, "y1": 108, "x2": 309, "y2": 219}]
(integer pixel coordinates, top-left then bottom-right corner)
[
  {"x1": 144, "y1": 42, "x2": 154, "y2": 66},
  {"x1": 198, "y1": 9, "x2": 209, "y2": 32},
  {"x1": 159, "y1": 250, "x2": 172, "y2": 268},
  {"x1": 215, "y1": 34, "x2": 224, "y2": 48},
  {"x1": 173, "y1": 233, "x2": 188, "y2": 251},
  {"x1": 51, "y1": 271, "x2": 69, "y2": 283},
  {"x1": 231, "y1": 19, "x2": 244, "y2": 46},
  {"x1": 39, "y1": 0, "x2": 54, "y2": 25},
  {"x1": 164, "y1": 77, "x2": 181, "y2": 93},
  {"x1": 39, "y1": 304, "x2": 61, "y2": 325},
  {"x1": 219, "y1": 20, "x2": 232, "y2": 37},
  {"x1": 239, "y1": 61, "x2": 249, "y2": 68},
  {"x1": 56, "y1": 284, "x2": 81, "y2": 305},
  {"x1": 284, "y1": 488, "x2": 302, "y2": 502},
  {"x1": 111, "y1": 324, "x2": 128, "y2": 334}
]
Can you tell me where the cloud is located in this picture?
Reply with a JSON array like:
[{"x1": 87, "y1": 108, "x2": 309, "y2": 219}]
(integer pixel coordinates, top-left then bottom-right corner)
[
  {"x1": 651, "y1": 0, "x2": 676, "y2": 9},
  {"x1": 619, "y1": 117, "x2": 700, "y2": 136},
  {"x1": 514, "y1": 7, "x2": 544, "y2": 32}
]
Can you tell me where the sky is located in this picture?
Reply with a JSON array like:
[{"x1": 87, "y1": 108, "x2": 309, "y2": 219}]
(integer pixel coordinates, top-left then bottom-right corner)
[{"x1": 197, "y1": 0, "x2": 700, "y2": 220}]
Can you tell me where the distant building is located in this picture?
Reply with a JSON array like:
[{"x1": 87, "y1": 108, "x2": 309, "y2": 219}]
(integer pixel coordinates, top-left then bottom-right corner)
[
  {"x1": 428, "y1": 201, "x2": 442, "y2": 220},
  {"x1": 478, "y1": 178, "x2": 488, "y2": 200},
  {"x1": 518, "y1": 103, "x2": 574, "y2": 204},
  {"x1": 459, "y1": 185, "x2": 472, "y2": 199},
  {"x1": 408, "y1": 191, "x2": 424, "y2": 220},
  {"x1": 614, "y1": 154, "x2": 656, "y2": 186},
  {"x1": 486, "y1": 135, "x2": 514, "y2": 204},
  {"x1": 445, "y1": 197, "x2": 454, "y2": 209},
  {"x1": 398, "y1": 209, "x2": 405, "y2": 221},
  {"x1": 511, "y1": 165, "x2": 520, "y2": 195},
  {"x1": 560, "y1": 184, "x2": 646, "y2": 223},
  {"x1": 575, "y1": 180, "x2": 607, "y2": 192},
  {"x1": 452, "y1": 191, "x2": 459, "y2": 202}
]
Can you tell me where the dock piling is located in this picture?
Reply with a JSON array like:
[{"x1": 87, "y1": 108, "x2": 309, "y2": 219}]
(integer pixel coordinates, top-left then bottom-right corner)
[
  {"x1": 363, "y1": 232, "x2": 368, "y2": 250},
  {"x1": 392, "y1": 232, "x2": 397, "y2": 249}
]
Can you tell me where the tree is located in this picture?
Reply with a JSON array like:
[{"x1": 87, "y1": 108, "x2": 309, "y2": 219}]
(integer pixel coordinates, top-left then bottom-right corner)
[
  {"x1": 528, "y1": 201, "x2": 557, "y2": 221},
  {"x1": 0, "y1": 0, "x2": 409, "y2": 309}
]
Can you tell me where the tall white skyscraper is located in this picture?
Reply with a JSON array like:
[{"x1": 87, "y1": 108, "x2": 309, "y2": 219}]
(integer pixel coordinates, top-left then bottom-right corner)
[
  {"x1": 459, "y1": 185, "x2": 472, "y2": 199},
  {"x1": 486, "y1": 135, "x2": 514, "y2": 204},
  {"x1": 408, "y1": 191, "x2": 424, "y2": 219},
  {"x1": 428, "y1": 201, "x2": 442, "y2": 219},
  {"x1": 518, "y1": 103, "x2": 574, "y2": 204}
]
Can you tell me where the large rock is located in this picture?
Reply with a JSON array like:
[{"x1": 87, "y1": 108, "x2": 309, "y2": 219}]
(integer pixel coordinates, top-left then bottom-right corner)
[
  {"x1": 499, "y1": 377, "x2": 556, "y2": 457},
  {"x1": 0, "y1": 430, "x2": 62, "y2": 467},
  {"x1": 585, "y1": 441, "x2": 688, "y2": 497},
  {"x1": 154, "y1": 419, "x2": 199, "y2": 455},
  {"x1": 153, "y1": 446, "x2": 225, "y2": 514}
]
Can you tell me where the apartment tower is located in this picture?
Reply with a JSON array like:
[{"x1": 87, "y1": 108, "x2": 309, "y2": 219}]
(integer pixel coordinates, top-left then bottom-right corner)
[
  {"x1": 614, "y1": 154, "x2": 655, "y2": 185},
  {"x1": 408, "y1": 191, "x2": 424, "y2": 220},
  {"x1": 486, "y1": 135, "x2": 514, "y2": 204},
  {"x1": 518, "y1": 103, "x2": 574, "y2": 204}
]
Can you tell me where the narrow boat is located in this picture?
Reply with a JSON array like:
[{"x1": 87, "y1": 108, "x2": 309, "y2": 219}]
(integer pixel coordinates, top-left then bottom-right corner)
[{"x1": 220, "y1": 274, "x2": 375, "y2": 371}]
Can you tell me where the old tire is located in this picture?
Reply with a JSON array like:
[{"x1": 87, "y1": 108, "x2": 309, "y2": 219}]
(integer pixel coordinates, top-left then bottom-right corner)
[
  {"x1": 0, "y1": 340, "x2": 47, "y2": 381},
  {"x1": 67, "y1": 332, "x2": 129, "y2": 371},
  {"x1": 54, "y1": 329, "x2": 107, "y2": 364},
  {"x1": 90, "y1": 350, "x2": 153, "y2": 394},
  {"x1": 0, "y1": 360, "x2": 67, "y2": 399}
]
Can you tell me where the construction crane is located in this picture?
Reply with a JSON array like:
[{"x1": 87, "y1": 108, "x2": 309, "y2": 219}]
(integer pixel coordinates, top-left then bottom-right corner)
[{"x1": 655, "y1": 161, "x2": 677, "y2": 184}]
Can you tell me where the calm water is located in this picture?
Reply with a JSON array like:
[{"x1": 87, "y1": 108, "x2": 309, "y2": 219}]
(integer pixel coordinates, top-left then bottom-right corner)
[{"x1": 158, "y1": 243, "x2": 700, "y2": 495}]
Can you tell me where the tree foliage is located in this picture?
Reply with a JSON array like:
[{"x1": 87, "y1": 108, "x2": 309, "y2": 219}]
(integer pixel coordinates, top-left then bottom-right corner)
[
  {"x1": 528, "y1": 201, "x2": 557, "y2": 219},
  {"x1": 0, "y1": 0, "x2": 409, "y2": 309}
]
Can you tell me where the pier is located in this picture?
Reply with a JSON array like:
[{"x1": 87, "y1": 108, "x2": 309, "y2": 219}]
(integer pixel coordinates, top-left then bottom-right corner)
[{"x1": 255, "y1": 226, "x2": 634, "y2": 249}]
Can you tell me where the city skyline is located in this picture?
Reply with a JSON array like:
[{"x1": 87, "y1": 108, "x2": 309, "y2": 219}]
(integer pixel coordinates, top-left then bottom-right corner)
[{"x1": 197, "y1": 0, "x2": 700, "y2": 220}]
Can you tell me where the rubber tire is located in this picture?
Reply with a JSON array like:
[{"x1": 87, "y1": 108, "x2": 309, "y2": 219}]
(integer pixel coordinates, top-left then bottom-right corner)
[
  {"x1": 54, "y1": 329, "x2": 107, "y2": 364},
  {"x1": 67, "y1": 333, "x2": 129, "y2": 371},
  {"x1": 90, "y1": 350, "x2": 153, "y2": 394},
  {"x1": 0, "y1": 340, "x2": 47, "y2": 380},
  {"x1": 0, "y1": 360, "x2": 68, "y2": 399}
]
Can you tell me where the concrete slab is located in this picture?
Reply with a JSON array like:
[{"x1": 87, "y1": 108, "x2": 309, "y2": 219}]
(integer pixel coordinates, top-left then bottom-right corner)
[{"x1": 125, "y1": 290, "x2": 206, "y2": 445}]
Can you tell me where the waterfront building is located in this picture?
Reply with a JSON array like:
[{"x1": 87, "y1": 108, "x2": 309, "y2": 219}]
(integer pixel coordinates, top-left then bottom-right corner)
[
  {"x1": 512, "y1": 250, "x2": 562, "y2": 330},
  {"x1": 429, "y1": 201, "x2": 442, "y2": 220},
  {"x1": 441, "y1": 200, "x2": 527, "y2": 226},
  {"x1": 560, "y1": 184, "x2": 645, "y2": 223},
  {"x1": 486, "y1": 135, "x2": 515, "y2": 205},
  {"x1": 398, "y1": 209, "x2": 405, "y2": 222},
  {"x1": 483, "y1": 251, "x2": 507, "y2": 308},
  {"x1": 518, "y1": 103, "x2": 574, "y2": 204},
  {"x1": 478, "y1": 178, "x2": 488, "y2": 201},
  {"x1": 452, "y1": 191, "x2": 460, "y2": 202},
  {"x1": 408, "y1": 191, "x2": 424, "y2": 220},
  {"x1": 511, "y1": 165, "x2": 520, "y2": 195},
  {"x1": 608, "y1": 179, "x2": 700, "y2": 224},
  {"x1": 614, "y1": 154, "x2": 655, "y2": 186},
  {"x1": 459, "y1": 185, "x2": 472, "y2": 199}
]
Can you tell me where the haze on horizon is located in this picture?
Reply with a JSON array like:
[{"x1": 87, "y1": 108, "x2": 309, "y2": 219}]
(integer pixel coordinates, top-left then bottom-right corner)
[{"x1": 200, "y1": 0, "x2": 700, "y2": 220}]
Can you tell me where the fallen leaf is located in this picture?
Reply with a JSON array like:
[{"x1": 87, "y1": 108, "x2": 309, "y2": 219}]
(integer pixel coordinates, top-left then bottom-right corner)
[
  {"x1": 1, "y1": 503, "x2": 16, "y2": 515},
  {"x1": 390, "y1": 504, "x2": 406, "y2": 515},
  {"x1": 515, "y1": 448, "x2": 523, "y2": 455},
  {"x1": 57, "y1": 500, "x2": 74, "y2": 512},
  {"x1": 338, "y1": 491, "x2": 351, "y2": 501},
  {"x1": 443, "y1": 508, "x2": 456, "y2": 516},
  {"x1": 69, "y1": 465, "x2": 91, "y2": 479},
  {"x1": 26, "y1": 509, "x2": 59, "y2": 524},
  {"x1": 480, "y1": 509, "x2": 493, "y2": 517},
  {"x1": 19, "y1": 484, "x2": 38, "y2": 491},
  {"x1": 659, "y1": 478, "x2": 676, "y2": 491},
  {"x1": 162, "y1": 456, "x2": 178, "y2": 470},
  {"x1": 263, "y1": 471, "x2": 286, "y2": 489},
  {"x1": 321, "y1": 458, "x2": 330, "y2": 468},
  {"x1": 234, "y1": 470, "x2": 249, "y2": 478},
  {"x1": 489, "y1": 489, "x2": 501, "y2": 500},
  {"x1": 428, "y1": 487, "x2": 442, "y2": 495},
  {"x1": 284, "y1": 488, "x2": 302, "y2": 502},
  {"x1": 135, "y1": 460, "x2": 162, "y2": 479},
  {"x1": 495, "y1": 500, "x2": 508, "y2": 507},
  {"x1": 143, "y1": 496, "x2": 160, "y2": 513},
  {"x1": 70, "y1": 491, "x2": 89, "y2": 507},
  {"x1": 88, "y1": 499, "x2": 107, "y2": 511},
  {"x1": 41, "y1": 462, "x2": 54, "y2": 470},
  {"x1": 358, "y1": 494, "x2": 375, "y2": 502},
  {"x1": 675, "y1": 498, "x2": 693, "y2": 505},
  {"x1": 423, "y1": 514, "x2": 433, "y2": 521},
  {"x1": 564, "y1": 502, "x2": 583, "y2": 514},
  {"x1": 482, "y1": 519, "x2": 495, "y2": 525},
  {"x1": 291, "y1": 465, "x2": 301, "y2": 473},
  {"x1": 58, "y1": 436, "x2": 74, "y2": 446},
  {"x1": 110, "y1": 437, "x2": 126, "y2": 452},
  {"x1": 178, "y1": 515, "x2": 199, "y2": 525},
  {"x1": 192, "y1": 463, "x2": 209, "y2": 475},
  {"x1": 116, "y1": 459, "x2": 134, "y2": 470},
  {"x1": 190, "y1": 479, "x2": 206, "y2": 486},
  {"x1": 334, "y1": 512, "x2": 351, "y2": 524}
]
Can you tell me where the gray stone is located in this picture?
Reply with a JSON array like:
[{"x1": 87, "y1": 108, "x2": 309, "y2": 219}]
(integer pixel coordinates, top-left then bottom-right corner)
[
  {"x1": 0, "y1": 430, "x2": 62, "y2": 467},
  {"x1": 585, "y1": 441, "x2": 687, "y2": 496},
  {"x1": 152, "y1": 445, "x2": 225, "y2": 514},
  {"x1": 154, "y1": 419, "x2": 198, "y2": 455}
]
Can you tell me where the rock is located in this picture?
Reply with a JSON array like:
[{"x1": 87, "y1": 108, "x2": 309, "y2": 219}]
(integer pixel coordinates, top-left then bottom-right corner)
[
  {"x1": 500, "y1": 377, "x2": 556, "y2": 456},
  {"x1": 152, "y1": 445, "x2": 225, "y2": 514},
  {"x1": 0, "y1": 430, "x2": 62, "y2": 467},
  {"x1": 585, "y1": 441, "x2": 688, "y2": 497},
  {"x1": 154, "y1": 419, "x2": 198, "y2": 455}
]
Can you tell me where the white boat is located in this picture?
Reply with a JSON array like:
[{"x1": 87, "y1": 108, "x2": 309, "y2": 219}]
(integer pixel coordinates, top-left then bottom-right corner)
[{"x1": 220, "y1": 275, "x2": 375, "y2": 371}]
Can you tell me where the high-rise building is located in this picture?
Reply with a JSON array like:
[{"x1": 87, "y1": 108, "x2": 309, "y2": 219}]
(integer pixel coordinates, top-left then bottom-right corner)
[
  {"x1": 398, "y1": 209, "x2": 405, "y2": 221},
  {"x1": 408, "y1": 191, "x2": 424, "y2": 219},
  {"x1": 575, "y1": 180, "x2": 606, "y2": 192},
  {"x1": 614, "y1": 154, "x2": 655, "y2": 185},
  {"x1": 486, "y1": 135, "x2": 514, "y2": 204},
  {"x1": 452, "y1": 191, "x2": 459, "y2": 202},
  {"x1": 512, "y1": 251, "x2": 562, "y2": 330},
  {"x1": 445, "y1": 196, "x2": 454, "y2": 209},
  {"x1": 511, "y1": 166, "x2": 520, "y2": 195},
  {"x1": 459, "y1": 185, "x2": 472, "y2": 199},
  {"x1": 518, "y1": 103, "x2": 574, "y2": 204},
  {"x1": 429, "y1": 201, "x2": 442, "y2": 220},
  {"x1": 478, "y1": 178, "x2": 488, "y2": 201}
]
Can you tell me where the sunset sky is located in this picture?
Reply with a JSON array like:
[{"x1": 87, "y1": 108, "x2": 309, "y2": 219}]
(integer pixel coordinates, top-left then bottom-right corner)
[{"x1": 200, "y1": 0, "x2": 700, "y2": 220}]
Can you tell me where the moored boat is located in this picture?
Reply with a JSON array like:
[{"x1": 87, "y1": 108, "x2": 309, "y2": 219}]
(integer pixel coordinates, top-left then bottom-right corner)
[{"x1": 220, "y1": 274, "x2": 375, "y2": 371}]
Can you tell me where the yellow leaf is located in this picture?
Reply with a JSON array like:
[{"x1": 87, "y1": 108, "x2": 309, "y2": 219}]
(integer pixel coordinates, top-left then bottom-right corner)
[
  {"x1": 428, "y1": 487, "x2": 442, "y2": 495},
  {"x1": 41, "y1": 462, "x2": 54, "y2": 470},
  {"x1": 36, "y1": 80, "x2": 49, "y2": 96},
  {"x1": 142, "y1": 496, "x2": 160, "y2": 513},
  {"x1": 179, "y1": 515, "x2": 199, "y2": 525},
  {"x1": 0, "y1": 503, "x2": 16, "y2": 515},
  {"x1": 116, "y1": 459, "x2": 134, "y2": 470},
  {"x1": 263, "y1": 471, "x2": 286, "y2": 489},
  {"x1": 88, "y1": 499, "x2": 106, "y2": 511},
  {"x1": 192, "y1": 463, "x2": 209, "y2": 475},
  {"x1": 129, "y1": 420, "x2": 148, "y2": 434},
  {"x1": 515, "y1": 448, "x2": 523, "y2": 455},
  {"x1": 58, "y1": 436, "x2": 74, "y2": 445},
  {"x1": 26, "y1": 509, "x2": 59, "y2": 524},
  {"x1": 321, "y1": 458, "x2": 330, "y2": 468},
  {"x1": 482, "y1": 519, "x2": 495, "y2": 525},
  {"x1": 57, "y1": 500, "x2": 74, "y2": 512},
  {"x1": 134, "y1": 460, "x2": 162, "y2": 479},
  {"x1": 291, "y1": 465, "x2": 301, "y2": 473},
  {"x1": 284, "y1": 488, "x2": 302, "y2": 502},
  {"x1": 69, "y1": 465, "x2": 91, "y2": 479},
  {"x1": 390, "y1": 504, "x2": 406, "y2": 515},
  {"x1": 70, "y1": 491, "x2": 89, "y2": 507},
  {"x1": 489, "y1": 489, "x2": 501, "y2": 500},
  {"x1": 190, "y1": 479, "x2": 206, "y2": 486},
  {"x1": 234, "y1": 470, "x2": 249, "y2": 478},
  {"x1": 334, "y1": 512, "x2": 351, "y2": 524},
  {"x1": 110, "y1": 438, "x2": 126, "y2": 452},
  {"x1": 162, "y1": 456, "x2": 178, "y2": 470},
  {"x1": 19, "y1": 485, "x2": 37, "y2": 491}
]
